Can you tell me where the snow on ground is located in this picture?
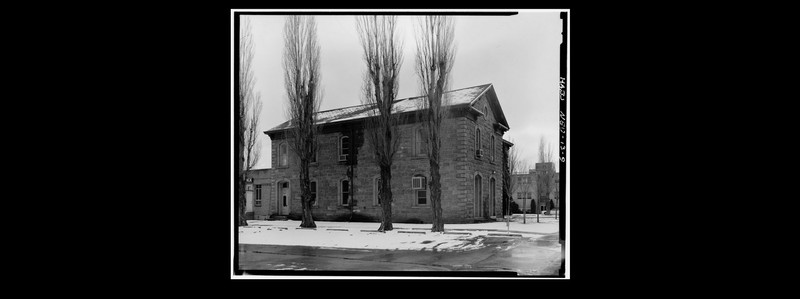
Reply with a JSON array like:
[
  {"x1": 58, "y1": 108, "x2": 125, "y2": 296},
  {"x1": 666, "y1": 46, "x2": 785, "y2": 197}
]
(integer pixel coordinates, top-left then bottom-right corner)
[
  {"x1": 239, "y1": 226, "x2": 485, "y2": 251},
  {"x1": 238, "y1": 215, "x2": 559, "y2": 252}
]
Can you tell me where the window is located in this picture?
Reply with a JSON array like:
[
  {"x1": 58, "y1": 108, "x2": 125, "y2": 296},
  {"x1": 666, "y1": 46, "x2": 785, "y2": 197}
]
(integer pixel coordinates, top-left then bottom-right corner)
[
  {"x1": 339, "y1": 136, "x2": 350, "y2": 161},
  {"x1": 412, "y1": 176, "x2": 426, "y2": 190},
  {"x1": 341, "y1": 180, "x2": 350, "y2": 205},
  {"x1": 491, "y1": 135, "x2": 495, "y2": 161},
  {"x1": 484, "y1": 105, "x2": 488, "y2": 118},
  {"x1": 475, "y1": 127, "x2": 482, "y2": 157},
  {"x1": 416, "y1": 189, "x2": 427, "y2": 205},
  {"x1": 414, "y1": 127, "x2": 427, "y2": 156},
  {"x1": 310, "y1": 181, "x2": 317, "y2": 206},
  {"x1": 413, "y1": 175, "x2": 428, "y2": 205},
  {"x1": 255, "y1": 184, "x2": 262, "y2": 207},
  {"x1": 311, "y1": 148, "x2": 317, "y2": 163},
  {"x1": 374, "y1": 177, "x2": 382, "y2": 205},
  {"x1": 279, "y1": 143, "x2": 288, "y2": 167}
]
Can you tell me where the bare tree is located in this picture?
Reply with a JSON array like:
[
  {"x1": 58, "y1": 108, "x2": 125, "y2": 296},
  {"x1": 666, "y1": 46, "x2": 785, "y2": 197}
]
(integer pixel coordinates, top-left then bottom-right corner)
[
  {"x1": 506, "y1": 140, "x2": 523, "y2": 215},
  {"x1": 283, "y1": 15, "x2": 322, "y2": 228},
  {"x1": 237, "y1": 16, "x2": 260, "y2": 227},
  {"x1": 535, "y1": 135, "x2": 556, "y2": 223},
  {"x1": 506, "y1": 140, "x2": 530, "y2": 227},
  {"x1": 507, "y1": 143, "x2": 531, "y2": 224},
  {"x1": 356, "y1": 16, "x2": 404, "y2": 232},
  {"x1": 415, "y1": 16, "x2": 456, "y2": 232}
]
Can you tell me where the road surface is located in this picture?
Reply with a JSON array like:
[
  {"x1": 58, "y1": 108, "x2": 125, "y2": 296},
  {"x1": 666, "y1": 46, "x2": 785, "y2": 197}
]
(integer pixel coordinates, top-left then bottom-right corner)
[{"x1": 237, "y1": 232, "x2": 563, "y2": 276}]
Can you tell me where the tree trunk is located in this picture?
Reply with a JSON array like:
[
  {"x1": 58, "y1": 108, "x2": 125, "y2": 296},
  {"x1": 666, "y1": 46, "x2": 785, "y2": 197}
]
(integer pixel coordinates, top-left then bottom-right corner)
[
  {"x1": 299, "y1": 158, "x2": 316, "y2": 228},
  {"x1": 429, "y1": 152, "x2": 444, "y2": 232},
  {"x1": 378, "y1": 165, "x2": 393, "y2": 232},
  {"x1": 237, "y1": 176, "x2": 248, "y2": 227},
  {"x1": 237, "y1": 129, "x2": 248, "y2": 227}
]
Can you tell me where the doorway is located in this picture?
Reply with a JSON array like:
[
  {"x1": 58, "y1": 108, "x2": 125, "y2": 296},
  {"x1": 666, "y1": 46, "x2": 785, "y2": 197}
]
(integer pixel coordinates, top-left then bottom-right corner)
[
  {"x1": 490, "y1": 178, "x2": 496, "y2": 217},
  {"x1": 474, "y1": 175, "x2": 482, "y2": 218},
  {"x1": 278, "y1": 181, "x2": 290, "y2": 215}
]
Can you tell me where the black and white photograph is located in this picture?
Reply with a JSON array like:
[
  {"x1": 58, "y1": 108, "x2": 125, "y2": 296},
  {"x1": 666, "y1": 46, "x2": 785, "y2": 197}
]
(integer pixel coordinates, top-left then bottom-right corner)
[{"x1": 232, "y1": 8, "x2": 569, "y2": 279}]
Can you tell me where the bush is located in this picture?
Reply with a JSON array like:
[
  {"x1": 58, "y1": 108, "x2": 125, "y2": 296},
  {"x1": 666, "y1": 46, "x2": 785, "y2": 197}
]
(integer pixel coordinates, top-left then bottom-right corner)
[{"x1": 510, "y1": 201, "x2": 522, "y2": 214}]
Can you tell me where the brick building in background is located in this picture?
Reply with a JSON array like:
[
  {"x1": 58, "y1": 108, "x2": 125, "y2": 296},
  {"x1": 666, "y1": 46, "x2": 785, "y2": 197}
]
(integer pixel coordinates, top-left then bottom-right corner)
[
  {"x1": 245, "y1": 83, "x2": 513, "y2": 223},
  {"x1": 510, "y1": 162, "x2": 559, "y2": 214}
]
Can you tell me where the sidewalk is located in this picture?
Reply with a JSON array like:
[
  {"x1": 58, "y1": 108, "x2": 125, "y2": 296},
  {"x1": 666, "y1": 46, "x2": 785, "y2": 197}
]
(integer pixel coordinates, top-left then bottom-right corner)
[
  {"x1": 245, "y1": 216, "x2": 559, "y2": 236},
  {"x1": 239, "y1": 216, "x2": 559, "y2": 252}
]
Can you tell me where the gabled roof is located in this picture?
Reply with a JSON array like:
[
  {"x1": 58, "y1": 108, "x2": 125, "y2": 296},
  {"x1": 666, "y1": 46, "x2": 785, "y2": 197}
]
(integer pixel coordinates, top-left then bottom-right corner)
[{"x1": 265, "y1": 83, "x2": 508, "y2": 134}]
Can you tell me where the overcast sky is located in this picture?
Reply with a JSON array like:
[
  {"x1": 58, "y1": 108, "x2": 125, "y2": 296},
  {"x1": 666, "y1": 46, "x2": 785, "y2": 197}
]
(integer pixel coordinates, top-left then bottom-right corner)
[{"x1": 242, "y1": 10, "x2": 565, "y2": 172}]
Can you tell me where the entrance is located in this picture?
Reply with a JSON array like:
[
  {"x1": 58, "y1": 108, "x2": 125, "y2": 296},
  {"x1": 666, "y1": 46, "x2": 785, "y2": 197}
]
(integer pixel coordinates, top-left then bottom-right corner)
[
  {"x1": 278, "y1": 181, "x2": 290, "y2": 215},
  {"x1": 474, "y1": 175, "x2": 482, "y2": 218},
  {"x1": 490, "y1": 178, "x2": 496, "y2": 217}
]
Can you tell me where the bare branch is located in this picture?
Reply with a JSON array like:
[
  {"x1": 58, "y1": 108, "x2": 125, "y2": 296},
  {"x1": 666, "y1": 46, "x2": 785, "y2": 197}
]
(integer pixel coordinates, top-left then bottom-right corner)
[
  {"x1": 283, "y1": 15, "x2": 322, "y2": 228},
  {"x1": 356, "y1": 16, "x2": 404, "y2": 232},
  {"x1": 414, "y1": 15, "x2": 456, "y2": 232},
  {"x1": 237, "y1": 16, "x2": 260, "y2": 226}
]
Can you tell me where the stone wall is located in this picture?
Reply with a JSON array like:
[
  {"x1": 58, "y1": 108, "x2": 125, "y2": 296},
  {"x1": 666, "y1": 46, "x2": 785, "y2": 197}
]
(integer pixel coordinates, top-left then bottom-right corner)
[{"x1": 250, "y1": 99, "x2": 507, "y2": 224}]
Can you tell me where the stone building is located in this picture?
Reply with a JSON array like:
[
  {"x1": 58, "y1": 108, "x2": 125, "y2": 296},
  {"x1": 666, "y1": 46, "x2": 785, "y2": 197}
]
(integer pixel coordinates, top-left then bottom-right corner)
[{"x1": 246, "y1": 83, "x2": 512, "y2": 223}]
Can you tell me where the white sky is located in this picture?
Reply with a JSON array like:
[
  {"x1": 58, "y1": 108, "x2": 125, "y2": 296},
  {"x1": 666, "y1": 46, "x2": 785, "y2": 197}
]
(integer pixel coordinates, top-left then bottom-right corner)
[{"x1": 242, "y1": 10, "x2": 565, "y2": 171}]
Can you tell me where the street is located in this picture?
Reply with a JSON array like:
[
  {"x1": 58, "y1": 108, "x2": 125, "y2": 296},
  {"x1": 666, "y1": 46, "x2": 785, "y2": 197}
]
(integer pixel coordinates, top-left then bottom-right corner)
[{"x1": 238, "y1": 232, "x2": 563, "y2": 276}]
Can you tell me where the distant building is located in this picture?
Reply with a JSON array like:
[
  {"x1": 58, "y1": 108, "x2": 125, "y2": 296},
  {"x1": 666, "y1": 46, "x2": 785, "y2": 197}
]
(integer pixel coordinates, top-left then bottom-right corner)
[
  {"x1": 245, "y1": 84, "x2": 512, "y2": 223},
  {"x1": 510, "y1": 162, "x2": 558, "y2": 213}
]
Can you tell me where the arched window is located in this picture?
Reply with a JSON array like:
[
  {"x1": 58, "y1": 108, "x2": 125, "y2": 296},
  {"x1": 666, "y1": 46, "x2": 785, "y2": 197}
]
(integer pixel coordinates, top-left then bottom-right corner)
[
  {"x1": 491, "y1": 134, "x2": 495, "y2": 161},
  {"x1": 415, "y1": 127, "x2": 427, "y2": 156},
  {"x1": 484, "y1": 105, "x2": 488, "y2": 118},
  {"x1": 279, "y1": 142, "x2": 288, "y2": 167},
  {"x1": 475, "y1": 127, "x2": 482, "y2": 158},
  {"x1": 339, "y1": 136, "x2": 350, "y2": 161},
  {"x1": 340, "y1": 179, "x2": 350, "y2": 206}
]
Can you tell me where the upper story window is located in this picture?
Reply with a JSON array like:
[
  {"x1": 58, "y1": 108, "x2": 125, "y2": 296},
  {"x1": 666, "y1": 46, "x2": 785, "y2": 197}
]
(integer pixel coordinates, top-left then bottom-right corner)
[
  {"x1": 484, "y1": 105, "x2": 488, "y2": 118},
  {"x1": 491, "y1": 135, "x2": 495, "y2": 162},
  {"x1": 279, "y1": 142, "x2": 289, "y2": 167},
  {"x1": 475, "y1": 127, "x2": 482, "y2": 158},
  {"x1": 339, "y1": 136, "x2": 350, "y2": 161},
  {"x1": 311, "y1": 146, "x2": 317, "y2": 163},
  {"x1": 414, "y1": 127, "x2": 427, "y2": 157}
]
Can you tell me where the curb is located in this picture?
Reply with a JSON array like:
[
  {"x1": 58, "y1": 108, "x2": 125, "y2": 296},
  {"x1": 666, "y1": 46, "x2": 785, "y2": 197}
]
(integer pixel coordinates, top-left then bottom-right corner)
[
  {"x1": 397, "y1": 230, "x2": 426, "y2": 234},
  {"x1": 487, "y1": 233, "x2": 523, "y2": 237},
  {"x1": 443, "y1": 231, "x2": 471, "y2": 235}
]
